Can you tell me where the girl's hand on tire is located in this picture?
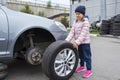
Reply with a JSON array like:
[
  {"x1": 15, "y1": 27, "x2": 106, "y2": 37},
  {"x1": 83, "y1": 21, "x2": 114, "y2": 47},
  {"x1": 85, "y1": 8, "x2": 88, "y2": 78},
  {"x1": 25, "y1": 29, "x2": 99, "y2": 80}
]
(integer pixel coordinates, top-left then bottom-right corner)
[{"x1": 73, "y1": 42, "x2": 78, "y2": 48}]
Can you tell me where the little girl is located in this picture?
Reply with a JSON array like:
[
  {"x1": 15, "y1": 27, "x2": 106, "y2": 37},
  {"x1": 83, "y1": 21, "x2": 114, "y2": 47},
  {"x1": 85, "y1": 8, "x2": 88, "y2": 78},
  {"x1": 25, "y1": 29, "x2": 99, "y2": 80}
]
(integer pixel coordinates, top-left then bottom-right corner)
[{"x1": 65, "y1": 5, "x2": 92, "y2": 78}]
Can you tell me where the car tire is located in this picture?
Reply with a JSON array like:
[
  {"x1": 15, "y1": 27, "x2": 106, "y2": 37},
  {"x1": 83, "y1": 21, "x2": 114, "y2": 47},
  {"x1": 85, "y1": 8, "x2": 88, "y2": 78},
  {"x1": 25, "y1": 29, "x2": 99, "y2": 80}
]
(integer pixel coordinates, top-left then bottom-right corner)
[
  {"x1": 113, "y1": 23, "x2": 120, "y2": 30},
  {"x1": 0, "y1": 63, "x2": 7, "y2": 72},
  {"x1": 0, "y1": 71, "x2": 8, "y2": 80},
  {"x1": 25, "y1": 47, "x2": 42, "y2": 65},
  {"x1": 42, "y1": 40, "x2": 78, "y2": 80},
  {"x1": 114, "y1": 17, "x2": 120, "y2": 22},
  {"x1": 112, "y1": 28, "x2": 120, "y2": 36},
  {"x1": 100, "y1": 20, "x2": 110, "y2": 32}
]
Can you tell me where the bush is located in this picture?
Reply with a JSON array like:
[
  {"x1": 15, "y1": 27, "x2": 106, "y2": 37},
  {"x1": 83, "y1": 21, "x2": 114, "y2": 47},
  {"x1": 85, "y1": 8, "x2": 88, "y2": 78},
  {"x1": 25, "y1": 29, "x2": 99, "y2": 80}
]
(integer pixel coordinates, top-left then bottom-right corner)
[
  {"x1": 47, "y1": 0, "x2": 52, "y2": 8},
  {"x1": 60, "y1": 16, "x2": 69, "y2": 28},
  {"x1": 38, "y1": 11, "x2": 45, "y2": 17},
  {"x1": 20, "y1": 4, "x2": 34, "y2": 14},
  {"x1": 90, "y1": 26, "x2": 100, "y2": 34}
]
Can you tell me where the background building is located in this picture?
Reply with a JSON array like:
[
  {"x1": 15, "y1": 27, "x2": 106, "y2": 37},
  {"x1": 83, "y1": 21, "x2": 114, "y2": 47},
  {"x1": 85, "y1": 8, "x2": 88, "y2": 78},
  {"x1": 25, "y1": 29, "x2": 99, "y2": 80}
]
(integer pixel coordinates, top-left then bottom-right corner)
[{"x1": 70, "y1": 0, "x2": 120, "y2": 26}]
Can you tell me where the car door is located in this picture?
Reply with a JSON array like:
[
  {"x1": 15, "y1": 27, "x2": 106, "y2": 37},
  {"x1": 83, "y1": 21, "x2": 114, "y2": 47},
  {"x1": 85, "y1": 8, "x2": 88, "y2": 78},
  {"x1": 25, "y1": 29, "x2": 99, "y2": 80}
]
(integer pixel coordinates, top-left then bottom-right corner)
[{"x1": 0, "y1": 7, "x2": 8, "y2": 55}]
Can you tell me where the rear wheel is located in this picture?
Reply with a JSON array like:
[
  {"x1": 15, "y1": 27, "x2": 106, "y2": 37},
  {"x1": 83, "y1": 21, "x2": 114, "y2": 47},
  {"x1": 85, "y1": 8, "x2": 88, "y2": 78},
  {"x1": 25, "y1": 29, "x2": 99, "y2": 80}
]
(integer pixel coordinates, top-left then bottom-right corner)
[{"x1": 42, "y1": 41, "x2": 78, "y2": 80}]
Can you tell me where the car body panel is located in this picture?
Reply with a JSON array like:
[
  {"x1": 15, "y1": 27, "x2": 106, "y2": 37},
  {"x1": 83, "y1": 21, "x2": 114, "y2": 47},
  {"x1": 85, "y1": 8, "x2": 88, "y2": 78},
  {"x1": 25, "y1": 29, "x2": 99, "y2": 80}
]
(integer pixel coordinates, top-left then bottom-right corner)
[
  {"x1": 0, "y1": 5, "x2": 68, "y2": 63},
  {"x1": 0, "y1": 7, "x2": 8, "y2": 55}
]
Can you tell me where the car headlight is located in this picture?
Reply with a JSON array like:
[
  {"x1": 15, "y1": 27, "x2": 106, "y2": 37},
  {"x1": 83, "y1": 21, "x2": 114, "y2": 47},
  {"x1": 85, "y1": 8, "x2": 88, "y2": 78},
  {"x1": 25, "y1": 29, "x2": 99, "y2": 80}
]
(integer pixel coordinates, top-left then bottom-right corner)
[{"x1": 55, "y1": 21, "x2": 67, "y2": 32}]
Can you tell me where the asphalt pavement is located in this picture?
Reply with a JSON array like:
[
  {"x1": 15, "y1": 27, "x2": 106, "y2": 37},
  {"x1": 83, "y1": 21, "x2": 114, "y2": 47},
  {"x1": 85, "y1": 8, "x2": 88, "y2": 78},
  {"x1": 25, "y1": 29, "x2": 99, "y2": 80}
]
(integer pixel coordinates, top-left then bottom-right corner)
[{"x1": 5, "y1": 36, "x2": 120, "y2": 80}]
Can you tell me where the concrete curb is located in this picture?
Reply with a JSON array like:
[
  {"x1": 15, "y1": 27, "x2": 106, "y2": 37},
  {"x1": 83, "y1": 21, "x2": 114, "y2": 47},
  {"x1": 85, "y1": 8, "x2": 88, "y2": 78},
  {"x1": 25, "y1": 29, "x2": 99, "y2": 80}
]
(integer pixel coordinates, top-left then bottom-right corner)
[
  {"x1": 97, "y1": 34, "x2": 120, "y2": 39},
  {"x1": 90, "y1": 34, "x2": 120, "y2": 39},
  {"x1": 90, "y1": 34, "x2": 97, "y2": 37}
]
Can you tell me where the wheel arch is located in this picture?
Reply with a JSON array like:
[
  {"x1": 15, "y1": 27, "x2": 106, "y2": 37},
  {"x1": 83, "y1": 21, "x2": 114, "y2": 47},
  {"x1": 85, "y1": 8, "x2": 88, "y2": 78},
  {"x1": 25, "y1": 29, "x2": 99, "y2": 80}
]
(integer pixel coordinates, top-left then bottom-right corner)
[{"x1": 11, "y1": 27, "x2": 56, "y2": 57}]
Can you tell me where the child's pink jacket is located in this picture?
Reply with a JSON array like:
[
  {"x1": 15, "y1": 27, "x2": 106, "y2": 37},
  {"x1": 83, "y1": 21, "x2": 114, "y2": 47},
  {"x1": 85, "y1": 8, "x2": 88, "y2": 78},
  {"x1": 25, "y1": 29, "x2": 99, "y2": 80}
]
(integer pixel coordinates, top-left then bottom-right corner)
[{"x1": 65, "y1": 18, "x2": 91, "y2": 45}]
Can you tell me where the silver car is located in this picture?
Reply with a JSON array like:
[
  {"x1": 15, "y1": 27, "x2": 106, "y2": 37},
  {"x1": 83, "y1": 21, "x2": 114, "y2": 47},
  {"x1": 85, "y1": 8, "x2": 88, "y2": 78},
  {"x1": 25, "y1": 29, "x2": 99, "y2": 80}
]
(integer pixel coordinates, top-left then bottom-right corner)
[{"x1": 0, "y1": 1, "x2": 68, "y2": 64}]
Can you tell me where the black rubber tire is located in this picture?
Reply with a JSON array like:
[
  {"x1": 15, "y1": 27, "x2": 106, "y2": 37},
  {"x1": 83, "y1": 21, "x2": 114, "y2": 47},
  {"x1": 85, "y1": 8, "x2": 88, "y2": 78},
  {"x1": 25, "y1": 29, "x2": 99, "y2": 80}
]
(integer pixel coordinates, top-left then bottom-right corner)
[
  {"x1": 100, "y1": 25, "x2": 109, "y2": 30},
  {"x1": 114, "y1": 17, "x2": 120, "y2": 22},
  {"x1": 0, "y1": 71, "x2": 8, "y2": 80},
  {"x1": 100, "y1": 20, "x2": 110, "y2": 32},
  {"x1": 110, "y1": 16, "x2": 116, "y2": 23},
  {"x1": 100, "y1": 30, "x2": 109, "y2": 35},
  {"x1": 113, "y1": 29, "x2": 120, "y2": 33},
  {"x1": 25, "y1": 47, "x2": 42, "y2": 65},
  {"x1": 109, "y1": 29, "x2": 113, "y2": 35},
  {"x1": 112, "y1": 29, "x2": 120, "y2": 36},
  {"x1": 102, "y1": 20, "x2": 110, "y2": 24},
  {"x1": 116, "y1": 14, "x2": 120, "y2": 17},
  {"x1": 0, "y1": 63, "x2": 7, "y2": 72},
  {"x1": 112, "y1": 32, "x2": 120, "y2": 36},
  {"x1": 113, "y1": 23, "x2": 120, "y2": 30},
  {"x1": 42, "y1": 40, "x2": 78, "y2": 80}
]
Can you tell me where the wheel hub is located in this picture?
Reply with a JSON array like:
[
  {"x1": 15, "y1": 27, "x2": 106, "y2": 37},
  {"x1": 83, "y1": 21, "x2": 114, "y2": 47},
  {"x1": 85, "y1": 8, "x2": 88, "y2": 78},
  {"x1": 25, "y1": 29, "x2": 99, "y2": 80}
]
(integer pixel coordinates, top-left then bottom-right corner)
[
  {"x1": 54, "y1": 48, "x2": 76, "y2": 77},
  {"x1": 32, "y1": 52, "x2": 41, "y2": 62}
]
